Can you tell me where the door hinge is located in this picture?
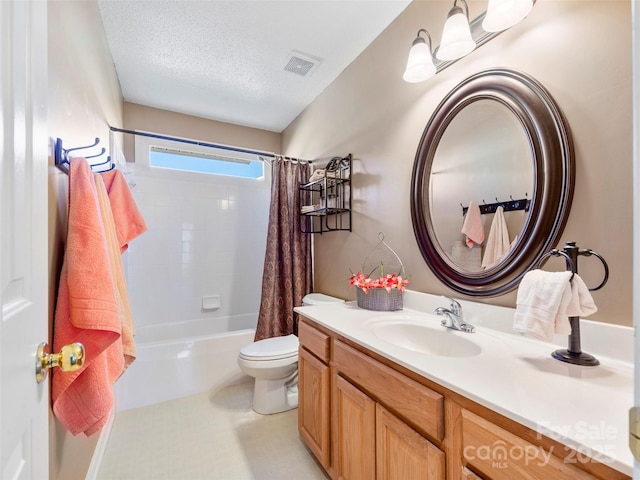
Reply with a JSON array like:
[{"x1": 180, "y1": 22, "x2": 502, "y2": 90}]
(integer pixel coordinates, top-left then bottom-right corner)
[{"x1": 629, "y1": 407, "x2": 640, "y2": 460}]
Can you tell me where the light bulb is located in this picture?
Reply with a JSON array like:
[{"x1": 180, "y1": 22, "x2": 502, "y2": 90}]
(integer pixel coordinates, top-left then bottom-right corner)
[
  {"x1": 437, "y1": 4, "x2": 476, "y2": 61},
  {"x1": 482, "y1": 0, "x2": 534, "y2": 32},
  {"x1": 403, "y1": 32, "x2": 436, "y2": 83}
]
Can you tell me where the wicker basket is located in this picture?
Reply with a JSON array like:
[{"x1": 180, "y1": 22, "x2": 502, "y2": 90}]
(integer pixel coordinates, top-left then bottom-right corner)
[{"x1": 356, "y1": 287, "x2": 403, "y2": 311}]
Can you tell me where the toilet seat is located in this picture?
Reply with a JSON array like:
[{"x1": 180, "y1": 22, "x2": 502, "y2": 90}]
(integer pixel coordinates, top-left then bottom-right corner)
[{"x1": 239, "y1": 334, "x2": 299, "y2": 362}]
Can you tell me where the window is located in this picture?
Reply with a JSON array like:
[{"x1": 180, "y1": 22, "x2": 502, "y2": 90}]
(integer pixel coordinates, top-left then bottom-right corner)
[{"x1": 135, "y1": 133, "x2": 266, "y2": 181}]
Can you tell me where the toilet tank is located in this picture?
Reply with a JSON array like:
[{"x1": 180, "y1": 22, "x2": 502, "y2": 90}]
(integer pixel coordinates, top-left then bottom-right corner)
[{"x1": 302, "y1": 293, "x2": 344, "y2": 306}]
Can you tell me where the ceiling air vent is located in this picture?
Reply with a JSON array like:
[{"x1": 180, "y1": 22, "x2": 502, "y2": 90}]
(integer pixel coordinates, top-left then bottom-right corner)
[{"x1": 283, "y1": 51, "x2": 321, "y2": 77}]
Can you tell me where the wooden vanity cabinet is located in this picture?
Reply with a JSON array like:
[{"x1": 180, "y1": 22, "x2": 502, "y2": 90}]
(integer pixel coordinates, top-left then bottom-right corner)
[
  {"x1": 332, "y1": 339, "x2": 445, "y2": 480},
  {"x1": 332, "y1": 372, "x2": 445, "y2": 480},
  {"x1": 297, "y1": 316, "x2": 629, "y2": 480},
  {"x1": 332, "y1": 374, "x2": 376, "y2": 479},
  {"x1": 376, "y1": 403, "x2": 446, "y2": 479},
  {"x1": 298, "y1": 320, "x2": 331, "y2": 470}
]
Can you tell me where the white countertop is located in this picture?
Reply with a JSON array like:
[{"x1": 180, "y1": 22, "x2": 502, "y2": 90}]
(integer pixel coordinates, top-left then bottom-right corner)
[{"x1": 294, "y1": 290, "x2": 634, "y2": 476}]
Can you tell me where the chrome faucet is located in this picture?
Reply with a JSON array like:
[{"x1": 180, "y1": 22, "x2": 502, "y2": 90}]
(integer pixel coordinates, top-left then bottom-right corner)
[{"x1": 435, "y1": 297, "x2": 475, "y2": 333}]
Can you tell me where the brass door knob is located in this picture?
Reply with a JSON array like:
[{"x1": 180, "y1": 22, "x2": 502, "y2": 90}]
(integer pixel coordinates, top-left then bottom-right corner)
[{"x1": 35, "y1": 342, "x2": 85, "y2": 384}]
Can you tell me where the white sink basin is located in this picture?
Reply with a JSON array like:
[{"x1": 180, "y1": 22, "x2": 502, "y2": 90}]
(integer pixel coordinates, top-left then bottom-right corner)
[{"x1": 366, "y1": 316, "x2": 482, "y2": 358}]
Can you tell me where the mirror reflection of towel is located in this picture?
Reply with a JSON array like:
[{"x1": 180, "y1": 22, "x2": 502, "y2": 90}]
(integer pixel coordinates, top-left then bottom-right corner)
[
  {"x1": 461, "y1": 201, "x2": 484, "y2": 248},
  {"x1": 482, "y1": 206, "x2": 510, "y2": 268}
]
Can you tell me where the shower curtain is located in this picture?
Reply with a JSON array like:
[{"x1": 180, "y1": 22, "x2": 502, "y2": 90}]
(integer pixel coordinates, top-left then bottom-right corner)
[{"x1": 255, "y1": 157, "x2": 312, "y2": 341}]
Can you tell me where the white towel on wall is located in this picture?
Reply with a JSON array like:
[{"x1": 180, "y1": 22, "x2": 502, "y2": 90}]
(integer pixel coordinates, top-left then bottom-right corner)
[
  {"x1": 513, "y1": 270, "x2": 597, "y2": 342},
  {"x1": 481, "y1": 206, "x2": 510, "y2": 268},
  {"x1": 461, "y1": 201, "x2": 484, "y2": 248}
]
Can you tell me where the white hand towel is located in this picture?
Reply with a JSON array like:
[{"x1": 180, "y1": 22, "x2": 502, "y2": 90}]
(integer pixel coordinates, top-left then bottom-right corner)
[
  {"x1": 513, "y1": 270, "x2": 597, "y2": 342},
  {"x1": 482, "y1": 206, "x2": 510, "y2": 269},
  {"x1": 461, "y1": 201, "x2": 484, "y2": 248},
  {"x1": 565, "y1": 274, "x2": 598, "y2": 318},
  {"x1": 513, "y1": 270, "x2": 572, "y2": 341}
]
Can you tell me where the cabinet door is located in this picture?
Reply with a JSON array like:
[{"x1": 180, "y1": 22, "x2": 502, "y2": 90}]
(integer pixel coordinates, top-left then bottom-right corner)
[
  {"x1": 333, "y1": 375, "x2": 376, "y2": 480},
  {"x1": 461, "y1": 467, "x2": 483, "y2": 479},
  {"x1": 462, "y1": 409, "x2": 596, "y2": 480},
  {"x1": 298, "y1": 347, "x2": 330, "y2": 468},
  {"x1": 376, "y1": 404, "x2": 445, "y2": 480}
]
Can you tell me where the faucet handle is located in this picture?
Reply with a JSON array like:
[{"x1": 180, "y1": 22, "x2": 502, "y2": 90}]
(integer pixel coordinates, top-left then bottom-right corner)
[{"x1": 445, "y1": 296, "x2": 462, "y2": 315}]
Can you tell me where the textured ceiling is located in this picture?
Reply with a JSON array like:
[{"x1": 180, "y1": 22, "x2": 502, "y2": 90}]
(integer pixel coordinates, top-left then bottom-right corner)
[{"x1": 98, "y1": 0, "x2": 411, "y2": 133}]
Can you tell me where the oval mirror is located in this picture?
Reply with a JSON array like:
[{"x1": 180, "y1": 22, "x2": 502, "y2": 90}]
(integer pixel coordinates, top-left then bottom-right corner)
[{"x1": 411, "y1": 69, "x2": 574, "y2": 297}]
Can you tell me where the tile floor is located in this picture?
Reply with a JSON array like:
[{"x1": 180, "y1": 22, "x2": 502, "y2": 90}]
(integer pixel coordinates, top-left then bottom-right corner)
[{"x1": 97, "y1": 382, "x2": 329, "y2": 480}]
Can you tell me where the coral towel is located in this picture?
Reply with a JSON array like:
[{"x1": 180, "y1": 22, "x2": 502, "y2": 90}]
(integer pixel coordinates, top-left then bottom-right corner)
[
  {"x1": 513, "y1": 270, "x2": 597, "y2": 342},
  {"x1": 100, "y1": 168, "x2": 147, "y2": 252},
  {"x1": 99, "y1": 167, "x2": 146, "y2": 368},
  {"x1": 461, "y1": 201, "x2": 484, "y2": 248},
  {"x1": 52, "y1": 158, "x2": 124, "y2": 436},
  {"x1": 95, "y1": 173, "x2": 137, "y2": 370}
]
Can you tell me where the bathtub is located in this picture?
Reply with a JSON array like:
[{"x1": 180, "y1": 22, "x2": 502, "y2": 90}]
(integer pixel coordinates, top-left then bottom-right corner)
[{"x1": 113, "y1": 315, "x2": 256, "y2": 411}]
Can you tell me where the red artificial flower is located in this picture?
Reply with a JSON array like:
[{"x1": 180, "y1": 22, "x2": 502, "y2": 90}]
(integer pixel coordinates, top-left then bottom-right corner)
[{"x1": 349, "y1": 272, "x2": 409, "y2": 294}]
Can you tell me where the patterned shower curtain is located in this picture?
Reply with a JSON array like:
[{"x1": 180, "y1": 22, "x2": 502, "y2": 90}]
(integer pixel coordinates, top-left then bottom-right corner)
[{"x1": 255, "y1": 156, "x2": 312, "y2": 341}]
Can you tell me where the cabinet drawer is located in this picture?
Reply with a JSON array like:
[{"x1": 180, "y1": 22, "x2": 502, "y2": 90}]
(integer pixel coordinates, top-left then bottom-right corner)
[
  {"x1": 333, "y1": 339, "x2": 444, "y2": 443},
  {"x1": 461, "y1": 409, "x2": 595, "y2": 480},
  {"x1": 298, "y1": 317, "x2": 330, "y2": 362}
]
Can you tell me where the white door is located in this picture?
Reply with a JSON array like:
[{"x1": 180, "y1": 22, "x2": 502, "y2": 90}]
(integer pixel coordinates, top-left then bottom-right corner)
[{"x1": 0, "y1": 1, "x2": 49, "y2": 479}]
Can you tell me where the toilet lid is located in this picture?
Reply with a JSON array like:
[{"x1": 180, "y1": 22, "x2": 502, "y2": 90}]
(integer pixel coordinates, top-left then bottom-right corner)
[{"x1": 239, "y1": 334, "x2": 299, "y2": 361}]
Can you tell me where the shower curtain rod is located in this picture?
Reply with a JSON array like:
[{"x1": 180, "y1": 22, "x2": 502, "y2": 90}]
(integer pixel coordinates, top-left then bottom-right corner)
[
  {"x1": 109, "y1": 126, "x2": 276, "y2": 159},
  {"x1": 109, "y1": 126, "x2": 310, "y2": 164}
]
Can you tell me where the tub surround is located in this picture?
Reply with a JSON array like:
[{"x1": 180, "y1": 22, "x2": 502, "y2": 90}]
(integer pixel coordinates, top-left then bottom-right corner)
[{"x1": 294, "y1": 290, "x2": 633, "y2": 477}]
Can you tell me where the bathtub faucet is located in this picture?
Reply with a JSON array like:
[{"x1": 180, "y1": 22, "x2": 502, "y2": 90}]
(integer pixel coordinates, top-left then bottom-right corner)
[{"x1": 435, "y1": 297, "x2": 475, "y2": 333}]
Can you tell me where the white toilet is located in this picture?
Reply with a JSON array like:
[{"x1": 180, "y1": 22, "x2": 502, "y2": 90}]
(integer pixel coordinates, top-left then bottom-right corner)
[{"x1": 238, "y1": 293, "x2": 344, "y2": 414}]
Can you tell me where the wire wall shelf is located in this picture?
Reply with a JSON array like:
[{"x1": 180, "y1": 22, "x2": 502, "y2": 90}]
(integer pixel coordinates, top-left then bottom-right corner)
[{"x1": 300, "y1": 154, "x2": 351, "y2": 234}]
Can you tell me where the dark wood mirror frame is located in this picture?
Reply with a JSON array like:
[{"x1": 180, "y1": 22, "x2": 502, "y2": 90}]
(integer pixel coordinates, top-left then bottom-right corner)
[{"x1": 411, "y1": 68, "x2": 574, "y2": 297}]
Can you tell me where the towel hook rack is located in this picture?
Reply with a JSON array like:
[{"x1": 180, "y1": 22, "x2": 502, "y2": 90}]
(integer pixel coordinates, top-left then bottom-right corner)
[
  {"x1": 538, "y1": 241, "x2": 609, "y2": 366},
  {"x1": 64, "y1": 137, "x2": 100, "y2": 157},
  {"x1": 54, "y1": 137, "x2": 114, "y2": 174},
  {"x1": 461, "y1": 195, "x2": 531, "y2": 216}
]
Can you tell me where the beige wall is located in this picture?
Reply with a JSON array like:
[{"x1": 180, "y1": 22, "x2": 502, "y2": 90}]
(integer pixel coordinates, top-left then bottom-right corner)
[
  {"x1": 122, "y1": 102, "x2": 281, "y2": 161},
  {"x1": 48, "y1": 1, "x2": 123, "y2": 479},
  {"x1": 282, "y1": 0, "x2": 632, "y2": 327}
]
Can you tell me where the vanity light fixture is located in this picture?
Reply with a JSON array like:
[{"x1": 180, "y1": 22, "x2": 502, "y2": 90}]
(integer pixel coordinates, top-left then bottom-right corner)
[
  {"x1": 482, "y1": 0, "x2": 534, "y2": 32},
  {"x1": 436, "y1": 0, "x2": 476, "y2": 61},
  {"x1": 403, "y1": 0, "x2": 535, "y2": 83},
  {"x1": 402, "y1": 29, "x2": 436, "y2": 83}
]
